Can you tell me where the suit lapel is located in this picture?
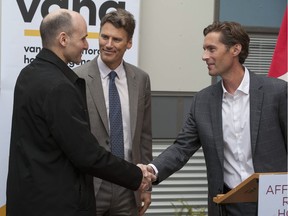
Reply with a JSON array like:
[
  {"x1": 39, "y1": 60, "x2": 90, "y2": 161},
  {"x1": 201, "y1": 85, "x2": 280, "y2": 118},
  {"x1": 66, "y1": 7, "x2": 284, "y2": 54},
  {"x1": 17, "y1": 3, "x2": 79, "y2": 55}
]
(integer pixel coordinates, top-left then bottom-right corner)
[
  {"x1": 124, "y1": 62, "x2": 138, "y2": 141},
  {"x1": 210, "y1": 82, "x2": 225, "y2": 166},
  {"x1": 87, "y1": 59, "x2": 109, "y2": 133},
  {"x1": 249, "y1": 72, "x2": 263, "y2": 155}
]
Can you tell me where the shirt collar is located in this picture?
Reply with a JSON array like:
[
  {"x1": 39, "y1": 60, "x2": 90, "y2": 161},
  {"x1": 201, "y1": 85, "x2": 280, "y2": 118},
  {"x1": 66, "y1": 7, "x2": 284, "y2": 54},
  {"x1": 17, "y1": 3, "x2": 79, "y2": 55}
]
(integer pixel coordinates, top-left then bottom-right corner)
[
  {"x1": 97, "y1": 56, "x2": 124, "y2": 79},
  {"x1": 239, "y1": 67, "x2": 250, "y2": 95},
  {"x1": 222, "y1": 67, "x2": 250, "y2": 96}
]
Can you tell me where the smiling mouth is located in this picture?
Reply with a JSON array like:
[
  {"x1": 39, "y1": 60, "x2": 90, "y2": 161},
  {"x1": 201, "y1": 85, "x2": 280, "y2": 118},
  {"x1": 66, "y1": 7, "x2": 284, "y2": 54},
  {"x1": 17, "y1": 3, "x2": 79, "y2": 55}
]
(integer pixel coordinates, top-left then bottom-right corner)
[
  {"x1": 207, "y1": 63, "x2": 215, "y2": 69},
  {"x1": 102, "y1": 50, "x2": 115, "y2": 55}
]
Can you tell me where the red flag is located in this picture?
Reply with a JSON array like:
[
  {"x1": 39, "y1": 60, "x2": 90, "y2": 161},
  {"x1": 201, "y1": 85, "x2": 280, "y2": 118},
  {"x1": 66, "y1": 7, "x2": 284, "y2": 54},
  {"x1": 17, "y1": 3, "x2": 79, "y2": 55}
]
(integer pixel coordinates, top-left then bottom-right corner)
[{"x1": 268, "y1": 6, "x2": 287, "y2": 81}]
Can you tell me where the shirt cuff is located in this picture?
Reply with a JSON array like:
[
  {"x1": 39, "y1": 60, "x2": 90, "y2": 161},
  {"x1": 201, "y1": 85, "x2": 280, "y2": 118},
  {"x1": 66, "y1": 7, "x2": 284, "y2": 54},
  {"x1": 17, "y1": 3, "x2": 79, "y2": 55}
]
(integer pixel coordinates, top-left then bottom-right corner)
[{"x1": 148, "y1": 163, "x2": 159, "y2": 177}]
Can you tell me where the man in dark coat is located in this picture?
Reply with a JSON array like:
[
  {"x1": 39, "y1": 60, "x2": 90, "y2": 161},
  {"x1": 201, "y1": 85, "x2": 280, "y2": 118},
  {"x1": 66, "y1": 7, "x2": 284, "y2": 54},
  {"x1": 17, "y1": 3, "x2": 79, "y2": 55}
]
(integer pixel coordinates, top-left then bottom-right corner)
[{"x1": 6, "y1": 9, "x2": 154, "y2": 216}]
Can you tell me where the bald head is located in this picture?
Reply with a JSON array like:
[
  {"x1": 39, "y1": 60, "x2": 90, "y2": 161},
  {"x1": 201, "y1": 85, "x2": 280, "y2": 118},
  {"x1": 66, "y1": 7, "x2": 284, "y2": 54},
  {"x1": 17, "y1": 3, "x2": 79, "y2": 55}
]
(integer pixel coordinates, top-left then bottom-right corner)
[{"x1": 40, "y1": 9, "x2": 83, "y2": 48}]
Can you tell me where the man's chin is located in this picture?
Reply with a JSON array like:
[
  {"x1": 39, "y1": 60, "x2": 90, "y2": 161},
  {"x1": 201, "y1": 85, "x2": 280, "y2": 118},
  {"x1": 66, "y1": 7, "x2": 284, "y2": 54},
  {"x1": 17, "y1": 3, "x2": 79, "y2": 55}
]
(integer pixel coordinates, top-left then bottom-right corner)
[
  {"x1": 101, "y1": 56, "x2": 113, "y2": 64},
  {"x1": 101, "y1": 53, "x2": 114, "y2": 61},
  {"x1": 208, "y1": 70, "x2": 217, "y2": 76}
]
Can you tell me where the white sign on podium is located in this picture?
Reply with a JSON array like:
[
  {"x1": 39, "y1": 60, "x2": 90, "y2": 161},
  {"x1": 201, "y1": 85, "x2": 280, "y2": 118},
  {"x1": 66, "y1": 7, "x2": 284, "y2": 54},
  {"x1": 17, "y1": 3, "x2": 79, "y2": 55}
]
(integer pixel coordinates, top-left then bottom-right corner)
[{"x1": 258, "y1": 174, "x2": 288, "y2": 216}]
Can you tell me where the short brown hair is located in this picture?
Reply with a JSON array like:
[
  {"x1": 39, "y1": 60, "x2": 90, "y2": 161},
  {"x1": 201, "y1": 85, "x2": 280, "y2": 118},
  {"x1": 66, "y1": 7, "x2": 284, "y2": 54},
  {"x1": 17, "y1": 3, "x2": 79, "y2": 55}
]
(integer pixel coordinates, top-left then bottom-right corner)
[
  {"x1": 203, "y1": 21, "x2": 250, "y2": 64},
  {"x1": 100, "y1": 8, "x2": 135, "y2": 40}
]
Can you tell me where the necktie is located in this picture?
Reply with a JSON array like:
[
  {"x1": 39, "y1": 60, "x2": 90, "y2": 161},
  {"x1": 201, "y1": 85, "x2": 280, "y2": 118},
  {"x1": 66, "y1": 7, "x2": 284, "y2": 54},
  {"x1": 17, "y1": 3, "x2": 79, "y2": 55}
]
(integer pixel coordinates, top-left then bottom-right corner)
[{"x1": 109, "y1": 71, "x2": 124, "y2": 159}]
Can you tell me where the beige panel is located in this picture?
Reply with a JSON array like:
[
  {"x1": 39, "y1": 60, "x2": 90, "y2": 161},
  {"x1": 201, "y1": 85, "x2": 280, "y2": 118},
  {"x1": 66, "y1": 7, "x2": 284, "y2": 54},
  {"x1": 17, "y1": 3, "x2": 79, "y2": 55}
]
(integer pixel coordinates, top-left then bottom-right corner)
[{"x1": 138, "y1": 0, "x2": 214, "y2": 91}]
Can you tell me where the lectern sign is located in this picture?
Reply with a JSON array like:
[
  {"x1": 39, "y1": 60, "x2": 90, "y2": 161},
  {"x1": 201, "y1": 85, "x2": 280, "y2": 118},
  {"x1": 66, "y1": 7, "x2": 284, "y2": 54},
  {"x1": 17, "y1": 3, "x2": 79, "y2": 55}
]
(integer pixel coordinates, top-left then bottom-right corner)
[{"x1": 258, "y1": 174, "x2": 288, "y2": 216}]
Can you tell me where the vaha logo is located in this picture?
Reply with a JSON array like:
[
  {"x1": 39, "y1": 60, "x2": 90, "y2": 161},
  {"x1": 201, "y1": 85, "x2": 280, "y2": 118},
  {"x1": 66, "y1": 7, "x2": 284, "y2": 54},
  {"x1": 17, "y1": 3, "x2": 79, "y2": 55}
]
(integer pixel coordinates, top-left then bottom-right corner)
[{"x1": 17, "y1": 0, "x2": 126, "y2": 25}]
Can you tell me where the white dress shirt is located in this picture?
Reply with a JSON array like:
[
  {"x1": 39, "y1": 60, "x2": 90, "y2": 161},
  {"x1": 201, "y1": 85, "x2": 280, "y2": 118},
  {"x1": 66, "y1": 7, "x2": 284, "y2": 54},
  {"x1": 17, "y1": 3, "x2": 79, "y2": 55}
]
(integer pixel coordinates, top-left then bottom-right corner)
[
  {"x1": 97, "y1": 57, "x2": 132, "y2": 162},
  {"x1": 222, "y1": 67, "x2": 254, "y2": 188}
]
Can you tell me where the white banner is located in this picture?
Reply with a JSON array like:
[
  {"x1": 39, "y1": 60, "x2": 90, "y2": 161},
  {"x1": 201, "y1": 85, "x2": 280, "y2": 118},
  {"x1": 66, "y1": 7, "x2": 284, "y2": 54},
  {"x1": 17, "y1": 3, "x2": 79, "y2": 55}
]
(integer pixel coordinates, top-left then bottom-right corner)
[{"x1": 0, "y1": 0, "x2": 140, "y2": 213}]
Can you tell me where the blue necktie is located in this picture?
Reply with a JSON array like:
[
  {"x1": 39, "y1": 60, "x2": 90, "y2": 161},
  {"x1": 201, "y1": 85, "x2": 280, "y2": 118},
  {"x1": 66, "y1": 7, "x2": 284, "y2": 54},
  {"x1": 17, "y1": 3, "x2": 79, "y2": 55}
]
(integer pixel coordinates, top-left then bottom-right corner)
[{"x1": 109, "y1": 71, "x2": 124, "y2": 159}]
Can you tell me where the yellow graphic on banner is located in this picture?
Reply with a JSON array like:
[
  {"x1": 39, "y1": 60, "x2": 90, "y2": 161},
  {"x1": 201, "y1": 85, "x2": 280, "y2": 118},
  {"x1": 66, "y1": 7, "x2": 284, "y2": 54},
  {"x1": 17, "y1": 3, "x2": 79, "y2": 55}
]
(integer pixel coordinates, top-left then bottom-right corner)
[
  {"x1": 24, "y1": 29, "x2": 40, "y2": 36},
  {"x1": 24, "y1": 29, "x2": 99, "y2": 39},
  {"x1": 87, "y1": 32, "x2": 99, "y2": 39},
  {"x1": 0, "y1": 204, "x2": 6, "y2": 216}
]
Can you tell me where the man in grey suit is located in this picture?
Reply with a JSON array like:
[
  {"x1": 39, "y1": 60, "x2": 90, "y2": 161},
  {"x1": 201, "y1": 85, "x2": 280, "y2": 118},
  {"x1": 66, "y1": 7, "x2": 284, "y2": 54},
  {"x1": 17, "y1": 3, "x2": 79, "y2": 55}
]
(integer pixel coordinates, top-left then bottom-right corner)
[
  {"x1": 74, "y1": 9, "x2": 152, "y2": 216},
  {"x1": 146, "y1": 21, "x2": 287, "y2": 215}
]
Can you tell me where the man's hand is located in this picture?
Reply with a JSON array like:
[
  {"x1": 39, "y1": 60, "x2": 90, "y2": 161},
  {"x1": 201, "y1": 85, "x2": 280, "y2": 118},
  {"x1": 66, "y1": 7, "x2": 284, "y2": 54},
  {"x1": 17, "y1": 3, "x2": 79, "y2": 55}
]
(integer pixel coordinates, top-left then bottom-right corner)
[
  {"x1": 137, "y1": 164, "x2": 156, "y2": 191},
  {"x1": 139, "y1": 191, "x2": 151, "y2": 216}
]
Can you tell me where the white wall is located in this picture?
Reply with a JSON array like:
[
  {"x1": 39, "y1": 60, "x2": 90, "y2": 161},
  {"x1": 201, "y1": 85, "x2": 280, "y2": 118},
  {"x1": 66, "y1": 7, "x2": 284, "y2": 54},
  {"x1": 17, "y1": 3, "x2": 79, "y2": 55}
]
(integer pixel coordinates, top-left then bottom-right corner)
[{"x1": 138, "y1": 0, "x2": 214, "y2": 91}]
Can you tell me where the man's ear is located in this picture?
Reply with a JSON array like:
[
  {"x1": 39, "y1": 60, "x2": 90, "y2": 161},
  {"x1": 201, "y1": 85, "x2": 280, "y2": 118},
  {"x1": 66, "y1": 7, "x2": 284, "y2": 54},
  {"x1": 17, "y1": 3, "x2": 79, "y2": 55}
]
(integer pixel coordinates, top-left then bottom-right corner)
[
  {"x1": 58, "y1": 32, "x2": 68, "y2": 47},
  {"x1": 126, "y1": 38, "x2": 132, "y2": 50},
  {"x1": 232, "y1": 44, "x2": 242, "y2": 56}
]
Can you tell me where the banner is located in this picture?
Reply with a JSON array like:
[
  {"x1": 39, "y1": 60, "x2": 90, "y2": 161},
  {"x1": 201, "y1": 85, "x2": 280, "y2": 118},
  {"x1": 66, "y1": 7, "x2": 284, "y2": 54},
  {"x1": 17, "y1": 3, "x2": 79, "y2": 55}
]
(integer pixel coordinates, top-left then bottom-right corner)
[
  {"x1": 268, "y1": 6, "x2": 287, "y2": 81},
  {"x1": 0, "y1": 1, "x2": 140, "y2": 214}
]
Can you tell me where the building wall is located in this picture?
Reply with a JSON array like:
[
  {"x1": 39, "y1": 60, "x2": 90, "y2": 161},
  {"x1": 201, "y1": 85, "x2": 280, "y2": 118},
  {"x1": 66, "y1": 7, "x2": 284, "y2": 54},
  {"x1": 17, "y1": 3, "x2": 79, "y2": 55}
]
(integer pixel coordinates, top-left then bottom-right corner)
[{"x1": 139, "y1": 0, "x2": 215, "y2": 92}]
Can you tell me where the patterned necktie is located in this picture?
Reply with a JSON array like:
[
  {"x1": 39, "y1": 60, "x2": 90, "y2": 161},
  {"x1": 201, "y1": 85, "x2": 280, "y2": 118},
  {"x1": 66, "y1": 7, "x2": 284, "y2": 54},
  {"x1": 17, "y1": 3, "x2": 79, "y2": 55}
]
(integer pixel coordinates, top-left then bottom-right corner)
[{"x1": 109, "y1": 71, "x2": 124, "y2": 159}]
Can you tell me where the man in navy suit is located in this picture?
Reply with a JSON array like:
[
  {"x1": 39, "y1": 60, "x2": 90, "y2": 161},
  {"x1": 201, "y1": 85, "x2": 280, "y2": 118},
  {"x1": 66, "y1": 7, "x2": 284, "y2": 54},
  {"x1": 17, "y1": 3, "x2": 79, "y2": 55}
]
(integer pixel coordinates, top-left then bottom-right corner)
[{"x1": 146, "y1": 21, "x2": 287, "y2": 215}]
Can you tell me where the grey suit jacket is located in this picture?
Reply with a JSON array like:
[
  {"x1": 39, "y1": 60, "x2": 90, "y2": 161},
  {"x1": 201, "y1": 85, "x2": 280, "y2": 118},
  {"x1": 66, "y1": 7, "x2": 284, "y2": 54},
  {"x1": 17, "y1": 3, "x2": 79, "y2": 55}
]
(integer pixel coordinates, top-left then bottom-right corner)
[
  {"x1": 74, "y1": 56, "x2": 152, "y2": 206},
  {"x1": 152, "y1": 71, "x2": 287, "y2": 215}
]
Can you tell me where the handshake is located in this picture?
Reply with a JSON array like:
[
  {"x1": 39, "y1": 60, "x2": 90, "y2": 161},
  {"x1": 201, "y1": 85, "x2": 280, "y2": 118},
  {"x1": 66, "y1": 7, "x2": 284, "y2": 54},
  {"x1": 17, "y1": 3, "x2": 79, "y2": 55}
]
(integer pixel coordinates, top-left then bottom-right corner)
[{"x1": 137, "y1": 164, "x2": 156, "y2": 192}]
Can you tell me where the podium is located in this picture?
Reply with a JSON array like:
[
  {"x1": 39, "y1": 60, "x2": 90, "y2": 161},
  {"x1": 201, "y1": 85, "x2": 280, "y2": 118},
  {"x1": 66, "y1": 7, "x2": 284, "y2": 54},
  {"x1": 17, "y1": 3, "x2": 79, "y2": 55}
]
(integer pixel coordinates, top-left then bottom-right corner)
[
  {"x1": 213, "y1": 172, "x2": 288, "y2": 215},
  {"x1": 213, "y1": 172, "x2": 287, "y2": 204}
]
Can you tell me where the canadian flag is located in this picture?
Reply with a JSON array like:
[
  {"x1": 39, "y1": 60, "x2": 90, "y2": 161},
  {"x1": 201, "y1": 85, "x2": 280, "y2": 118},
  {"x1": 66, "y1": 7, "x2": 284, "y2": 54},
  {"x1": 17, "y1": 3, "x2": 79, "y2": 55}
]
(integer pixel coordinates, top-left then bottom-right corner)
[{"x1": 268, "y1": 6, "x2": 287, "y2": 81}]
